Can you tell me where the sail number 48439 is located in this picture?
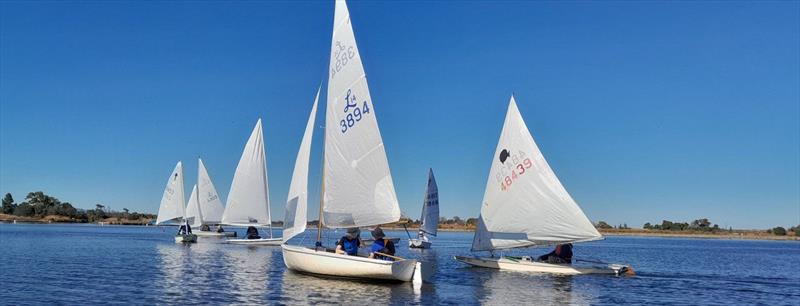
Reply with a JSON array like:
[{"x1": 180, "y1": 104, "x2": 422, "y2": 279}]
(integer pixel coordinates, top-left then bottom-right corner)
[
  {"x1": 340, "y1": 89, "x2": 370, "y2": 134},
  {"x1": 500, "y1": 158, "x2": 532, "y2": 191}
]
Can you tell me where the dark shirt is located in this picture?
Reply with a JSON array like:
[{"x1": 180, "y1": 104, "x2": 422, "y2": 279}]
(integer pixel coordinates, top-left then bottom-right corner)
[
  {"x1": 538, "y1": 244, "x2": 573, "y2": 263},
  {"x1": 371, "y1": 238, "x2": 396, "y2": 261}
]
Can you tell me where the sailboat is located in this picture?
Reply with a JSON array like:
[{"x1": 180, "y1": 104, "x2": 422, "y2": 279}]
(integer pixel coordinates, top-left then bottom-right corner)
[
  {"x1": 409, "y1": 169, "x2": 439, "y2": 249},
  {"x1": 222, "y1": 119, "x2": 282, "y2": 245},
  {"x1": 156, "y1": 161, "x2": 197, "y2": 243},
  {"x1": 185, "y1": 158, "x2": 236, "y2": 237},
  {"x1": 454, "y1": 97, "x2": 632, "y2": 275},
  {"x1": 281, "y1": 0, "x2": 420, "y2": 282}
]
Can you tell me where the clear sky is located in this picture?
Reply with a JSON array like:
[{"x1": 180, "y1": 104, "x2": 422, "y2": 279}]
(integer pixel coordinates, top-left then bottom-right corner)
[{"x1": 1, "y1": 1, "x2": 798, "y2": 229}]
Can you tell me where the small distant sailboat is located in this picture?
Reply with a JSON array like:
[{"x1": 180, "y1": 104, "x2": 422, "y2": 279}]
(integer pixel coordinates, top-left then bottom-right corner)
[
  {"x1": 409, "y1": 169, "x2": 439, "y2": 249},
  {"x1": 454, "y1": 97, "x2": 632, "y2": 275},
  {"x1": 282, "y1": 0, "x2": 420, "y2": 282},
  {"x1": 222, "y1": 119, "x2": 282, "y2": 245},
  {"x1": 185, "y1": 158, "x2": 235, "y2": 237},
  {"x1": 156, "y1": 161, "x2": 197, "y2": 243}
]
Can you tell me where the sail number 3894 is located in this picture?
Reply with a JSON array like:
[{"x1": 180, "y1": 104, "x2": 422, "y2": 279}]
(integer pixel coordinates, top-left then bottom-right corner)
[
  {"x1": 340, "y1": 89, "x2": 370, "y2": 134},
  {"x1": 500, "y1": 158, "x2": 532, "y2": 191}
]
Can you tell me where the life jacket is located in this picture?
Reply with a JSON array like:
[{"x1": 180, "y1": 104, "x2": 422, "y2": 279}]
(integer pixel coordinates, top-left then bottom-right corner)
[
  {"x1": 370, "y1": 238, "x2": 387, "y2": 253},
  {"x1": 341, "y1": 237, "x2": 360, "y2": 256},
  {"x1": 371, "y1": 239, "x2": 394, "y2": 261}
]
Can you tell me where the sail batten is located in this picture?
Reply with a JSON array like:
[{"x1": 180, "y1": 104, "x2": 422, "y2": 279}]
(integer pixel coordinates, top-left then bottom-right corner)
[
  {"x1": 222, "y1": 119, "x2": 272, "y2": 227},
  {"x1": 471, "y1": 96, "x2": 601, "y2": 252},
  {"x1": 156, "y1": 161, "x2": 185, "y2": 225},
  {"x1": 322, "y1": 0, "x2": 400, "y2": 229},
  {"x1": 283, "y1": 89, "x2": 319, "y2": 242}
]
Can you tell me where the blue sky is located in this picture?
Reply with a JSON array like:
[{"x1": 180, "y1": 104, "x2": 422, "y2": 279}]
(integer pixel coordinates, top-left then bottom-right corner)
[{"x1": 1, "y1": 1, "x2": 797, "y2": 229}]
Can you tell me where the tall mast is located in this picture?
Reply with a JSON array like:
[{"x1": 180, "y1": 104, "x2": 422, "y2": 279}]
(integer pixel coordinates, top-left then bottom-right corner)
[
  {"x1": 315, "y1": 126, "x2": 326, "y2": 247},
  {"x1": 261, "y1": 124, "x2": 273, "y2": 239}
]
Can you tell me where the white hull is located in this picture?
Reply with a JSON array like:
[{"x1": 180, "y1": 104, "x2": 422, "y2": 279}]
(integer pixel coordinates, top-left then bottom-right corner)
[
  {"x1": 362, "y1": 237, "x2": 401, "y2": 247},
  {"x1": 226, "y1": 237, "x2": 282, "y2": 245},
  {"x1": 454, "y1": 256, "x2": 631, "y2": 276},
  {"x1": 195, "y1": 231, "x2": 236, "y2": 237},
  {"x1": 282, "y1": 244, "x2": 417, "y2": 282},
  {"x1": 174, "y1": 234, "x2": 197, "y2": 243},
  {"x1": 409, "y1": 239, "x2": 431, "y2": 249}
]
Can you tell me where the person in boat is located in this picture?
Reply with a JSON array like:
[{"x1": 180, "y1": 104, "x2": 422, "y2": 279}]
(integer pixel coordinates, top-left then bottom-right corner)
[
  {"x1": 178, "y1": 223, "x2": 193, "y2": 235},
  {"x1": 201, "y1": 224, "x2": 211, "y2": 232},
  {"x1": 368, "y1": 227, "x2": 396, "y2": 261},
  {"x1": 335, "y1": 228, "x2": 362, "y2": 256},
  {"x1": 418, "y1": 231, "x2": 429, "y2": 242},
  {"x1": 245, "y1": 226, "x2": 261, "y2": 239},
  {"x1": 215, "y1": 225, "x2": 225, "y2": 233},
  {"x1": 537, "y1": 243, "x2": 573, "y2": 264}
]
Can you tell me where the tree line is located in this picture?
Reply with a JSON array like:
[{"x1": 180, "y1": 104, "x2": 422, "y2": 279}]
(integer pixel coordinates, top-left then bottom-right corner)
[{"x1": 2, "y1": 192, "x2": 154, "y2": 223}]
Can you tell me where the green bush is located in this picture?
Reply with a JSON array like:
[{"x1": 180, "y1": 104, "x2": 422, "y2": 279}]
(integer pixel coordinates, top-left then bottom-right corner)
[{"x1": 771, "y1": 227, "x2": 787, "y2": 236}]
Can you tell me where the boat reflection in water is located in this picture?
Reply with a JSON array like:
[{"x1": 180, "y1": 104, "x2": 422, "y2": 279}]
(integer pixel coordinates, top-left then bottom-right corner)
[
  {"x1": 471, "y1": 269, "x2": 591, "y2": 305},
  {"x1": 155, "y1": 242, "x2": 276, "y2": 304}
]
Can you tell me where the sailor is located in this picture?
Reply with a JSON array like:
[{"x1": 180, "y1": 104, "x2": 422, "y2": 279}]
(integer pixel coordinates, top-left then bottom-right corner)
[
  {"x1": 538, "y1": 243, "x2": 573, "y2": 264},
  {"x1": 201, "y1": 224, "x2": 211, "y2": 232},
  {"x1": 368, "y1": 227, "x2": 396, "y2": 261},
  {"x1": 216, "y1": 225, "x2": 225, "y2": 233},
  {"x1": 335, "y1": 228, "x2": 361, "y2": 256},
  {"x1": 418, "y1": 231, "x2": 429, "y2": 242},
  {"x1": 178, "y1": 223, "x2": 193, "y2": 235},
  {"x1": 245, "y1": 226, "x2": 261, "y2": 239}
]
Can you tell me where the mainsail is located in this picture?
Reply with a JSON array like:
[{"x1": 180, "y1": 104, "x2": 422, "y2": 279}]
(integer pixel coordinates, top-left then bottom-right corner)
[
  {"x1": 222, "y1": 119, "x2": 272, "y2": 227},
  {"x1": 322, "y1": 0, "x2": 400, "y2": 228},
  {"x1": 156, "y1": 161, "x2": 186, "y2": 225},
  {"x1": 420, "y1": 169, "x2": 439, "y2": 236},
  {"x1": 185, "y1": 184, "x2": 202, "y2": 228},
  {"x1": 197, "y1": 158, "x2": 225, "y2": 225},
  {"x1": 471, "y1": 96, "x2": 602, "y2": 252},
  {"x1": 283, "y1": 89, "x2": 319, "y2": 242}
]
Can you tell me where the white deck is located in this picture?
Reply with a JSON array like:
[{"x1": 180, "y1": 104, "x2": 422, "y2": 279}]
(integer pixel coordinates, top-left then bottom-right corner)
[
  {"x1": 225, "y1": 237, "x2": 282, "y2": 245},
  {"x1": 454, "y1": 255, "x2": 629, "y2": 276}
]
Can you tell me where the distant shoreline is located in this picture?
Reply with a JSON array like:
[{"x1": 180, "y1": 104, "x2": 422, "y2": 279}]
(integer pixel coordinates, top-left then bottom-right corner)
[
  {"x1": 3, "y1": 215, "x2": 797, "y2": 241},
  {"x1": 380, "y1": 226, "x2": 800, "y2": 241}
]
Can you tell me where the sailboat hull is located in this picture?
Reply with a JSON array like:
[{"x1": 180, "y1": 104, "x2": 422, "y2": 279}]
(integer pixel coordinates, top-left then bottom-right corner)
[
  {"x1": 454, "y1": 255, "x2": 630, "y2": 276},
  {"x1": 174, "y1": 234, "x2": 197, "y2": 243},
  {"x1": 195, "y1": 231, "x2": 237, "y2": 237},
  {"x1": 282, "y1": 244, "x2": 417, "y2": 282},
  {"x1": 409, "y1": 239, "x2": 431, "y2": 249},
  {"x1": 226, "y1": 237, "x2": 282, "y2": 245}
]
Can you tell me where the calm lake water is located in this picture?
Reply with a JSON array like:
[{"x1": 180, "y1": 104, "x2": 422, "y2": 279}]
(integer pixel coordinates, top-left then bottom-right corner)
[{"x1": 1, "y1": 223, "x2": 798, "y2": 305}]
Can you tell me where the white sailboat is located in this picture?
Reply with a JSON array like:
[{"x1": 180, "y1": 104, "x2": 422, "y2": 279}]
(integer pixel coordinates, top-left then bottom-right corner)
[
  {"x1": 222, "y1": 119, "x2": 282, "y2": 245},
  {"x1": 409, "y1": 169, "x2": 439, "y2": 249},
  {"x1": 156, "y1": 161, "x2": 197, "y2": 243},
  {"x1": 185, "y1": 158, "x2": 236, "y2": 237},
  {"x1": 282, "y1": 0, "x2": 420, "y2": 282},
  {"x1": 455, "y1": 96, "x2": 633, "y2": 276}
]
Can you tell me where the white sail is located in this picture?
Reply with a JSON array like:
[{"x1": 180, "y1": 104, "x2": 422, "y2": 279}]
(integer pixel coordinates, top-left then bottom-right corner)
[
  {"x1": 420, "y1": 169, "x2": 439, "y2": 236},
  {"x1": 283, "y1": 89, "x2": 319, "y2": 242},
  {"x1": 222, "y1": 119, "x2": 271, "y2": 227},
  {"x1": 322, "y1": 0, "x2": 400, "y2": 228},
  {"x1": 197, "y1": 158, "x2": 225, "y2": 225},
  {"x1": 156, "y1": 161, "x2": 186, "y2": 225},
  {"x1": 185, "y1": 184, "x2": 202, "y2": 228},
  {"x1": 471, "y1": 96, "x2": 602, "y2": 252}
]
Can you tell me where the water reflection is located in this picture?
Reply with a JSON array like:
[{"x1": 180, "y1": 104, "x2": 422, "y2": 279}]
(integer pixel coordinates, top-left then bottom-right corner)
[
  {"x1": 156, "y1": 241, "x2": 276, "y2": 305},
  {"x1": 472, "y1": 269, "x2": 592, "y2": 305}
]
